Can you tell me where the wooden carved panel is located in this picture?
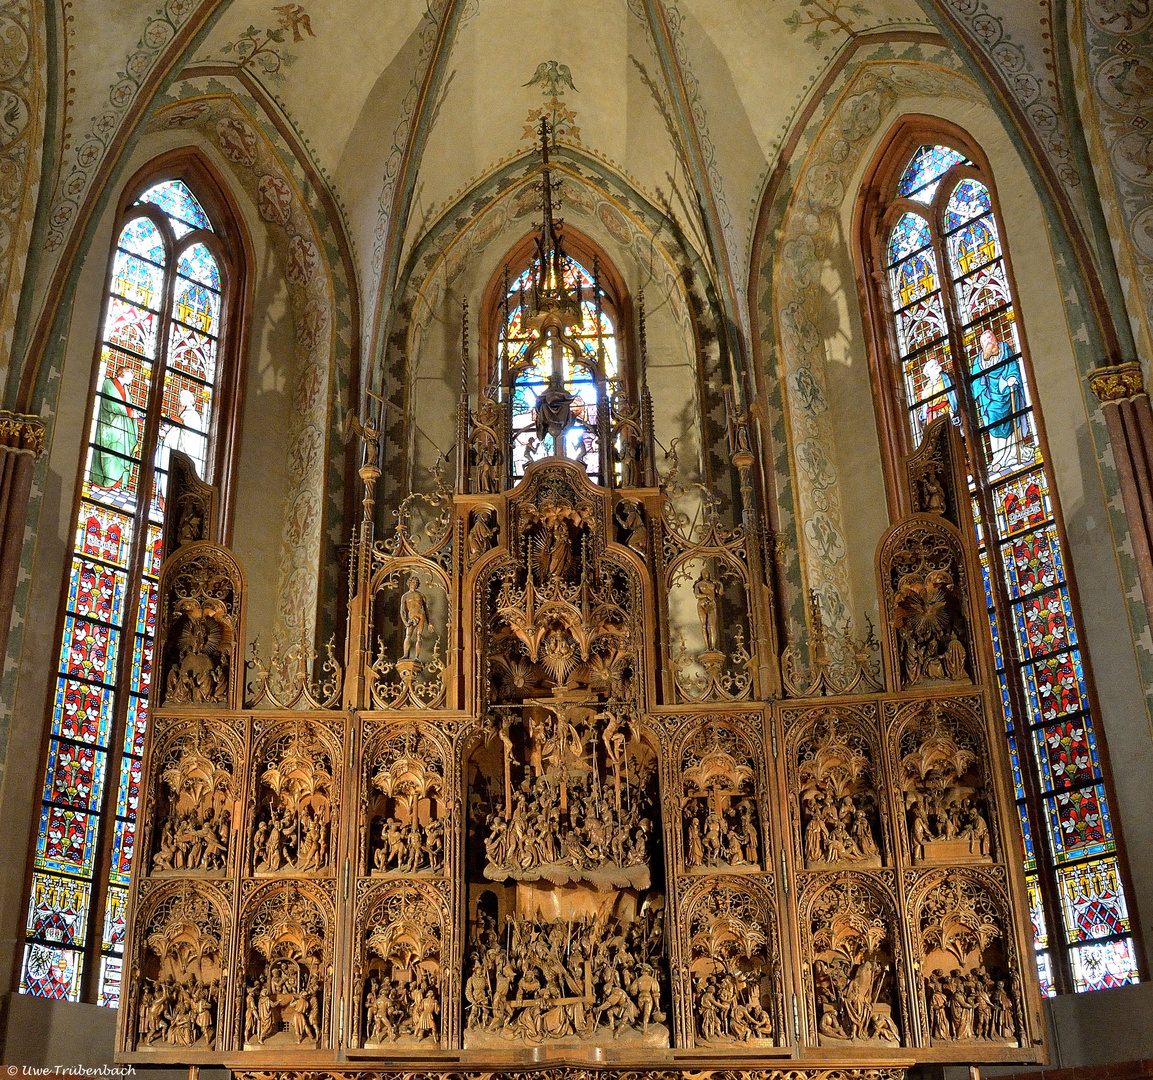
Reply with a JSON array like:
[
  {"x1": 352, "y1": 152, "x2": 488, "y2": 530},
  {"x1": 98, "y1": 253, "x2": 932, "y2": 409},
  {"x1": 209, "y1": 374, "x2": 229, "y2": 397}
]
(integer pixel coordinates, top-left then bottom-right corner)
[
  {"x1": 157, "y1": 542, "x2": 245, "y2": 709},
  {"x1": 676, "y1": 718, "x2": 766, "y2": 874},
  {"x1": 248, "y1": 719, "x2": 342, "y2": 878},
  {"x1": 352, "y1": 879, "x2": 449, "y2": 1049},
  {"x1": 145, "y1": 717, "x2": 243, "y2": 878},
  {"x1": 886, "y1": 699, "x2": 995, "y2": 866},
  {"x1": 877, "y1": 516, "x2": 975, "y2": 691},
  {"x1": 784, "y1": 704, "x2": 888, "y2": 871},
  {"x1": 908, "y1": 868, "x2": 1026, "y2": 1048},
  {"x1": 126, "y1": 880, "x2": 231, "y2": 1052},
  {"x1": 237, "y1": 880, "x2": 335, "y2": 1050},
  {"x1": 799, "y1": 873, "x2": 905, "y2": 1047},
  {"x1": 162, "y1": 448, "x2": 218, "y2": 559},
  {"x1": 461, "y1": 888, "x2": 669, "y2": 1048},
  {"x1": 679, "y1": 876, "x2": 781, "y2": 1047},
  {"x1": 360, "y1": 720, "x2": 451, "y2": 878}
]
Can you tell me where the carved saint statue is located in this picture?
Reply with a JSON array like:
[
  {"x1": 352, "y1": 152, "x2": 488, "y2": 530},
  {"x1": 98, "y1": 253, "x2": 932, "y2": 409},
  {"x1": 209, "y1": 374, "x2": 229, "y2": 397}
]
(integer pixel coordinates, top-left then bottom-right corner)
[
  {"x1": 468, "y1": 509, "x2": 498, "y2": 560},
  {"x1": 694, "y1": 565, "x2": 722, "y2": 653},
  {"x1": 401, "y1": 576, "x2": 430, "y2": 660}
]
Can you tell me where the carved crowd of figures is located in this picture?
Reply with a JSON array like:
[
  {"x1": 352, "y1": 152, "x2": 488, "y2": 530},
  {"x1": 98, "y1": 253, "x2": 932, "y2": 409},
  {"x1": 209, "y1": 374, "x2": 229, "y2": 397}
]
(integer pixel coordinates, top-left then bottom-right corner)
[
  {"x1": 153, "y1": 806, "x2": 231, "y2": 872},
  {"x1": 925, "y1": 971, "x2": 1017, "y2": 1042},
  {"x1": 464, "y1": 904, "x2": 667, "y2": 1044},
  {"x1": 244, "y1": 968, "x2": 321, "y2": 1045},
  {"x1": 373, "y1": 814, "x2": 444, "y2": 874},
  {"x1": 908, "y1": 796, "x2": 991, "y2": 861},
  {"x1": 252, "y1": 803, "x2": 331, "y2": 874},
  {"x1": 693, "y1": 971, "x2": 775, "y2": 1042},
  {"x1": 365, "y1": 970, "x2": 441, "y2": 1045},
  {"x1": 137, "y1": 976, "x2": 218, "y2": 1048},
  {"x1": 683, "y1": 800, "x2": 759, "y2": 870},
  {"x1": 802, "y1": 790, "x2": 879, "y2": 866},
  {"x1": 484, "y1": 772, "x2": 653, "y2": 879}
]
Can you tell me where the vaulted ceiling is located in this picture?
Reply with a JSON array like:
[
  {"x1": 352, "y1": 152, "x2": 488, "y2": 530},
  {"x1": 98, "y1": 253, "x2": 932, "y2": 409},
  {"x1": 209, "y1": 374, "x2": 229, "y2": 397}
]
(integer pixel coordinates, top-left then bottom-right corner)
[{"x1": 20, "y1": 0, "x2": 1091, "y2": 403}]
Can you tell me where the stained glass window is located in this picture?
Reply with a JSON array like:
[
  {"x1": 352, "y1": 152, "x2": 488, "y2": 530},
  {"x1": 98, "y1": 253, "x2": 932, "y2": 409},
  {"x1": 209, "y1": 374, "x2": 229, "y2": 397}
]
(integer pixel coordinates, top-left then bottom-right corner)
[
  {"x1": 21, "y1": 178, "x2": 230, "y2": 1008},
  {"x1": 497, "y1": 255, "x2": 619, "y2": 482},
  {"x1": 879, "y1": 144, "x2": 1139, "y2": 995}
]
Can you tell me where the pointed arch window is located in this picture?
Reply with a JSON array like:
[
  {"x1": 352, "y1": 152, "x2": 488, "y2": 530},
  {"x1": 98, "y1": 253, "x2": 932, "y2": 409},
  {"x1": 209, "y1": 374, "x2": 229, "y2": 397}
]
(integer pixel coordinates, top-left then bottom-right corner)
[
  {"x1": 19, "y1": 170, "x2": 244, "y2": 1008},
  {"x1": 493, "y1": 252, "x2": 623, "y2": 485},
  {"x1": 867, "y1": 137, "x2": 1141, "y2": 996}
]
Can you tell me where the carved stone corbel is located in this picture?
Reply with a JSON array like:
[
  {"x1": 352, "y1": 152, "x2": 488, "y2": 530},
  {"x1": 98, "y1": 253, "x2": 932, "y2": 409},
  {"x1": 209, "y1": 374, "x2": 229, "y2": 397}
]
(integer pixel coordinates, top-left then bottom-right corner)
[{"x1": 1088, "y1": 360, "x2": 1153, "y2": 619}]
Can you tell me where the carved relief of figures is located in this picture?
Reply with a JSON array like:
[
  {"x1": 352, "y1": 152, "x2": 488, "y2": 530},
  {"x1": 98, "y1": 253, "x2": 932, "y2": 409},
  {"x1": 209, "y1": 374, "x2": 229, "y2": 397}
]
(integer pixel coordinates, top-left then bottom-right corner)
[
  {"x1": 463, "y1": 893, "x2": 668, "y2": 1047},
  {"x1": 150, "y1": 723, "x2": 237, "y2": 875},
  {"x1": 685, "y1": 881, "x2": 778, "y2": 1045},
  {"x1": 132, "y1": 887, "x2": 225, "y2": 1051},
  {"x1": 916, "y1": 873, "x2": 1020, "y2": 1046},
  {"x1": 804, "y1": 877, "x2": 902, "y2": 1046},
  {"x1": 792, "y1": 710, "x2": 883, "y2": 869},
  {"x1": 479, "y1": 704, "x2": 657, "y2": 890},
  {"x1": 895, "y1": 703, "x2": 993, "y2": 864},
  {"x1": 158, "y1": 544, "x2": 243, "y2": 708},
  {"x1": 680, "y1": 722, "x2": 762, "y2": 874},
  {"x1": 162, "y1": 449, "x2": 216, "y2": 557},
  {"x1": 241, "y1": 885, "x2": 329, "y2": 1049},
  {"x1": 251, "y1": 724, "x2": 336, "y2": 876},
  {"x1": 366, "y1": 725, "x2": 446, "y2": 877},
  {"x1": 357, "y1": 885, "x2": 445, "y2": 1048},
  {"x1": 880, "y1": 518, "x2": 973, "y2": 689}
]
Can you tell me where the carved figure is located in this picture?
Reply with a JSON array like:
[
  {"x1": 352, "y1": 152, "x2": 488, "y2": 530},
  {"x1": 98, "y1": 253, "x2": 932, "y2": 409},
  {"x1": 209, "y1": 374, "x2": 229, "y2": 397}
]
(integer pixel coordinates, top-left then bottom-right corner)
[
  {"x1": 468, "y1": 509, "x2": 498, "y2": 559},
  {"x1": 534, "y1": 377, "x2": 576, "y2": 442},
  {"x1": 693, "y1": 565, "x2": 722, "y2": 653},
  {"x1": 401, "y1": 576, "x2": 430, "y2": 661},
  {"x1": 795, "y1": 715, "x2": 882, "y2": 868}
]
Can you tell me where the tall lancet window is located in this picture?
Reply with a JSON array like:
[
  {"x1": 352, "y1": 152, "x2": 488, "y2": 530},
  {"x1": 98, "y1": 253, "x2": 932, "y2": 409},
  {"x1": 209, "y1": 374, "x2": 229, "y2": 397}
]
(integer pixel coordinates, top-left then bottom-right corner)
[
  {"x1": 497, "y1": 255, "x2": 619, "y2": 482},
  {"x1": 865, "y1": 135, "x2": 1140, "y2": 996},
  {"x1": 20, "y1": 168, "x2": 243, "y2": 1008},
  {"x1": 487, "y1": 122, "x2": 625, "y2": 486}
]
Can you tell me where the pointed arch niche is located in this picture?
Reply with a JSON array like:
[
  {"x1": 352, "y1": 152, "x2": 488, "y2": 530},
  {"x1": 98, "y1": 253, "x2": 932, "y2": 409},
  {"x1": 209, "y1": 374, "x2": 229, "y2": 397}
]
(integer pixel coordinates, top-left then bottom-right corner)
[
  {"x1": 17, "y1": 150, "x2": 251, "y2": 1008},
  {"x1": 856, "y1": 116, "x2": 1143, "y2": 996}
]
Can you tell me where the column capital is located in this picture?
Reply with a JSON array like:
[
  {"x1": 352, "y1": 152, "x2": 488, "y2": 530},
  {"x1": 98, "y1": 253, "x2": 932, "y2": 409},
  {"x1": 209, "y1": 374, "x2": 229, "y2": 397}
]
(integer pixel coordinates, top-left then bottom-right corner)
[
  {"x1": 0, "y1": 410, "x2": 45, "y2": 454},
  {"x1": 1089, "y1": 360, "x2": 1146, "y2": 403}
]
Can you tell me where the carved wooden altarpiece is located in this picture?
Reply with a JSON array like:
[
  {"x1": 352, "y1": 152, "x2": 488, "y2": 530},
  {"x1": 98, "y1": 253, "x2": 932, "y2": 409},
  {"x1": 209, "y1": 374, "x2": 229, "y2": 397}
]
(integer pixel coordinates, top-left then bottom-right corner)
[{"x1": 118, "y1": 358, "x2": 1044, "y2": 1077}]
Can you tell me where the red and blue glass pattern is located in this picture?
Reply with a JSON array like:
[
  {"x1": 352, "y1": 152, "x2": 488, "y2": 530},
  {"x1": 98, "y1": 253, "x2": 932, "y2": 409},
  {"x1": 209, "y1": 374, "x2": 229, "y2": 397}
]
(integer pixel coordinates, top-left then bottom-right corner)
[
  {"x1": 24, "y1": 182, "x2": 224, "y2": 1007},
  {"x1": 886, "y1": 147, "x2": 1138, "y2": 992},
  {"x1": 135, "y1": 180, "x2": 212, "y2": 237},
  {"x1": 895, "y1": 144, "x2": 970, "y2": 203}
]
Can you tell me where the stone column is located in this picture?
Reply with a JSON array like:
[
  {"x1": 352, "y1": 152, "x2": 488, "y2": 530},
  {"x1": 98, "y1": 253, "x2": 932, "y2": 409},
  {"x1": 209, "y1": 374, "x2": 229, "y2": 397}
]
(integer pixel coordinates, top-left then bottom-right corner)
[
  {"x1": 1089, "y1": 361, "x2": 1153, "y2": 618},
  {"x1": 0, "y1": 411, "x2": 45, "y2": 656}
]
